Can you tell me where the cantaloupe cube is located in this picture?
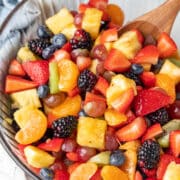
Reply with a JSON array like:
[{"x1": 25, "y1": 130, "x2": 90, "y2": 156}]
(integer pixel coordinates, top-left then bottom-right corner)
[{"x1": 77, "y1": 117, "x2": 107, "y2": 149}]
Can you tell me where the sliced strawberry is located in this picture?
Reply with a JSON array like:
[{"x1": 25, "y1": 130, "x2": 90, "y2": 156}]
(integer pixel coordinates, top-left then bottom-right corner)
[
  {"x1": 76, "y1": 56, "x2": 91, "y2": 71},
  {"x1": 111, "y1": 88, "x2": 135, "y2": 113},
  {"x1": 170, "y1": 130, "x2": 180, "y2": 157},
  {"x1": 78, "y1": 3, "x2": 92, "y2": 13},
  {"x1": 66, "y1": 152, "x2": 79, "y2": 162},
  {"x1": 38, "y1": 138, "x2": 64, "y2": 152},
  {"x1": 135, "y1": 170, "x2": 143, "y2": 180},
  {"x1": 134, "y1": 89, "x2": 171, "y2": 116},
  {"x1": 54, "y1": 170, "x2": 69, "y2": 180},
  {"x1": 100, "y1": 28, "x2": 118, "y2": 44},
  {"x1": 90, "y1": 169, "x2": 102, "y2": 180},
  {"x1": 108, "y1": 22, "x2": 121, "y2": 30},
  {"x1": 115, "y1": 117, "x2": 147, "y2": 142},
  {"x1": 141, "y1": 168, "x2": 156, "y2": 177},
  {"x1": 8, "y1": 59, "x2": 26, "y2": 76},
  {"x1": 22, "y1": 60, "x2": 49, "y2": 85},
  {"x1": 133, "y1": 45, "x2": 159, "y2": 65},
  {"x1": 126, "y1": 110, "x2": 136, "y2": 124},
  {"x1": 61, "y1": 42, "x2": 72, "y2": 52},
  {"x1": 84, "y1": 92, "x2": 106, "y2": 105},
  {"x1": 94, "y1": 76, "x2": 109, "y2": 96},
  {"x1": 47, "y1": 113, "x2": 58, "y2": 127},
  {"x1": 140, "y1": 71, "x2": 156, "y2": 87},
  {"x1": 50, "y1": 49, "x2": 70, "y2": 63},
  {"x1": 142, "y1": 123, "x2": 163, "y2": 142},
  {"x1": 88, "y1": 0, "x2": 108, "y2": 10},
  {"x1": 67, "y1": 87, "x2": 80, "y2": 97},
  {"x1": 157, "y1": 32, "x2": 177, "y2": 58},
  {"x1": 5, "y1": 75, "x2": 38, "y2": 93},
  {"x1": 104, "y1": 48, "x2": 131, "y2": 72}
]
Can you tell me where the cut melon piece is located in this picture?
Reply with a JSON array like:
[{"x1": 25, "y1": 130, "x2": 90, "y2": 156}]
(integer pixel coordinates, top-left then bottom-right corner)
[{"x1": 61, "y1": 24, "x2": 77, "y2": 40}]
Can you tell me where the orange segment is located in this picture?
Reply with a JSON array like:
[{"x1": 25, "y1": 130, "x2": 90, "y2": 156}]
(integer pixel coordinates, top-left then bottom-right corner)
[{"x1": 156, "y1": 73, "x2": 176, "y2": 104}]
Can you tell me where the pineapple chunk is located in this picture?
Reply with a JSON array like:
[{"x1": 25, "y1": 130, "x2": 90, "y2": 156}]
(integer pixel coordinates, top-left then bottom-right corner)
[
  {"x1": 46, "y1": 8, "x2": 74, "y2": 34},
  {"x1": 113, "y1": 31, "x2": 142, "y2": 59},
  {"x1": 17, "y1": 47, "x2": 39, "y2": 62},
  {"x1": 10, "y1": 89, "x2": 41, "y2": 108},
  {"x1": 89, "y1": 59, "x2": 99, "y2": 74},
  {"x1": 24, "y1": 146, "x2": 55, "y2": 168},
  {"x1": 61, "y1": 24, "x2": 77, "y2": 40},
  {"x1": 159, "y1": 59, "x2": 180, "y2": 84},
  {"x1": 77, "y1": 117, "x2": 107, "y2": 149},
  {"x1": 82, "y1": 8, "x2": 103, "y2": 39}
]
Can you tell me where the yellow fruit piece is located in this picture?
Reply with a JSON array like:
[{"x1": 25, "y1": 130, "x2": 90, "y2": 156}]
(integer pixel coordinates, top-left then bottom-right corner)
[
  {"x1": 15, "y1": 106, "x2": 47, "y2": 144},
  {"x1": 10, "y1": 89, "x2": 41, "y2": 108},
  {"x1": 17, "y1": 47, "x2": 39, "y2": 62},
  {"x1": 70, "y1": 162, "x2": 98, "y2": 180},
  {"x1": 159, "y1": 59, "x2": 180, "y2": 84},
  {"x1": 61, "y1": 24, "x2": 77, "y2": 40},
  {"x1": 156, "y1": 73, "x2": 176, "y2": 103},
  {"x1": 120, "y1": 150, "x2": 137, "y2": 180},
  {"x1": 77, "y1": 117, "x2": 107, "y2": 149},
  {"x1": 106, "y1": 74, "x2": 137, "y2": 107},
  {"x1": 101, "y1": 165, "x2": 128, "y2": 180},
  {"x1": 89, "y1": 59, "x2": 99, "y2": 74},
  {"x1": 120, "y1": 140, "x2": 141, "y2": 152},
  {"x1": 24, "y1": 146, "x2": 55, "y2": 168},
  {"x1": 105, "y1": 109, "x2": 127, "y2": 127},
  {"x1": 113, "y1": 31, "x2": 142, "y2": 59},
  {"x1": 58, "y1": 59, "x2": 79, "y2": 92},
  {"x1": 46, "y1": 8, "x2": 74, "y2": 34},
  {"x1": 82, "y1": 8, "x2": 103, "y2": 39},
  {"x1": 163, "y1": 161, "x2": 180, "y2": 180},
  {"x1": 50, "y1": 95, "x2": 81, "y2": 117}
]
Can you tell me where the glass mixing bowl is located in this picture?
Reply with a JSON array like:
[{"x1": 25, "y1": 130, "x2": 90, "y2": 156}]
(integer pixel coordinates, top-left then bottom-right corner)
[{"x1": 0, "y1": 0, "x2": 179, "y2": 179}]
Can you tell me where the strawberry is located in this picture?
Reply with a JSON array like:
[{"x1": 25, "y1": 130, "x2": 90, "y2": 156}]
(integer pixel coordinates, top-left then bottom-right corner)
[
  {"x1": 170, "y1": 130, "x2": 180, "y2": 157},
  {"x1": 142, "y1": 123, "x2": 163, "y2": 142},
  {"x1": 5, "y1": 75, "x2": 38, "y2": 93},
  {"x1": 84, "y1": 92, "x2": 106, "y2": 105},
  {"x1": 100, "y1": 28, "x2": 118, "y2": 44},
  {"x1": 141, "y1": 168, "x2": 156, "y2": 177},
  {"x1": 8, "y1": 59, "x2": 26, "y2": 76},
  {"x1": 66, "y1": 152, "x2": 79, "y2": 162},
  {"x1": 47, "y1": 113, "x2": 58, "y2": 127},
  {"x1": 133, "y1": 45, "x2": 159, "y2": 65},
  {"x1": 90, "y1": 169, "x2": 102, "y2": 180},
  {"x1": 104, "y1": 48, "x2": 131, "y2": 72},
  {"x1": 134, "y1": 89, "x2": 171, "y2": 116},
  {"x1": 52, "y1": 49, "x2": 71, "y2": 63},
  {"x1": 94, "y1": 76, "x2": 109, "y2": 96},
  {"x1": 78, "y1": 3, "x2": 92, "y2": 13},
  {"x1": 61, "y1": 42, "x2": 72, "y2": 52},
  {"x1": 135, "y1": 170, "x2": 143, "y2": 180},
  {"x1": 140, "y1": 72, "x2": 156, "y2": 87},
  {"x1": 38, "y1": 138, "x2": 64, "y2": 152},
  {"x1": 76, "y1": 56, "x2": 92, "y2": 71},
  {"x1": 115, "y1": 117, "x2": 147, "y2": 142},
  {"x1": 22, "y1": 60, "x2": 49, "y2": 85},
  {"x1": 111, "y1": 88, "x2": 135, "y2": 113},
  {"x1": 88, "y1": 0, "x2": 108, "y2": 10},
  {"x1": 157, "y1": 32, "x2": 177, "y2": 58},
  {"x1": 54, "y1": 170, "x2": 69, "y2": 180},
  {"x1": 67, "y1": 87, "x2": 80, "y2": 97}
]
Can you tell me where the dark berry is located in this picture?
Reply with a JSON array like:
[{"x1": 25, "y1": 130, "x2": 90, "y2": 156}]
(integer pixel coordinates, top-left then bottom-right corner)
[
  {"x1": 12, "y1": 120, "x2": 20, "y2": 132},
  {"x1": 131, "y1": 64, "x2": 144, "y2": 75},
  {"x1": 40, "y1": 128, "x2": 54, "y2": 142},
  {"x1": 146, "y1": 107, "x2": 169, "y2": 125},
  {"x1": 138, "y1": 139, "x2": 160, "y2": 169},
  {"x1": 110, "y1": 150, "x2": 125, "y2": 166},
  {"x1": 78, "y1": 109, "x2": 87, "y2": 117},
  {"x1": 37, "y1": 85, "x2": 49, "y2": 98},
  {"x1": 52, "y1": 33, "x2": 67, "y2": 48},
  {"x1": 39, "y1": 168, "x2": 54, "y2": 180},
  {"x1": 100, "y1": 20, "x2": 110, "y2": 31},
  {"x1": 37, "y1": 25, "x2": 52, "y2": 39},
  {"x1": 70, "y1": 29, "x2": 92, "y2": 50},
  {"x1": 78, "y1": 69, "x2": 97, "y2": 92},
  {"x1": 52, "y1": 116, "x2": 77, "y2": 138},
  {"x1": 28, "y1": 39, "x2": 51, "y2": 57},
  {"x1": 124, "y1": 71, "x2": 142, "y2": 86},
  {"x1": 42, "y1": 45, "x2": 58, "y2": 59},
  {"x1": 176, "y1": 93, "x2": 180, "y2": 100},
  {"x1": 151, "y1": 59, "x2": 164, "y2": 74}
]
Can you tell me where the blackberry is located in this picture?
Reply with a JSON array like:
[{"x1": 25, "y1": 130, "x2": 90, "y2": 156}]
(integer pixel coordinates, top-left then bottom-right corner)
[
  {"x1": 78, "y1": 69, "x2": 97, "y2": 92},
  {"x1": 28, "y1": 39, "x2": 51, "y2": 57},
  {"x1": 151, "y1": 59, "x2": 164, "y2": 74},
  {"x1": 138, "y1": 139, "x2": 160, "y2": 169},
  {"x1": 70, "y1": 29, "x2": 92, "y2": 50},
  {"x1": 124, "y1": 71, "x2": 142, "y2": 86},
  {"x1": 146, "y1": 107, "x2": 169, "y2": 125},
  {"x1": 52, "y1": 116, "x2": 77, "y2": 138}
]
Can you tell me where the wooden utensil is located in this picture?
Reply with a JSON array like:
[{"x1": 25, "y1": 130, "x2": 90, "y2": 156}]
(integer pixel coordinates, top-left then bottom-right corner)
[{"x1": 118, "y1": 0, "x2": 180, "y2": 38}]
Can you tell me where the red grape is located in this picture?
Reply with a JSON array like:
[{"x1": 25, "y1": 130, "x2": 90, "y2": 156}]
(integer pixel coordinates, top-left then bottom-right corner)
[
  {"x1": 168, "y1": 100, "x2": 180, "y2": 119},
  {"x1": 74, "y1": 13, "x2": 83, "y2": 28},
  {"x1": 96, "y1": 61, "x2": 105, "y2": 76},
  {"x1": 91, "y1": 44, "x2": 108, "y2": 61},
  {"x1": 62, "y1": 138, "x2": 77, "y2": 152},
  {"x1": 105, "y1": 133, "x2": 119, "y2": 151},
  {"x1": 50, "y1": 160, "x2": 65, "y2": 171}
]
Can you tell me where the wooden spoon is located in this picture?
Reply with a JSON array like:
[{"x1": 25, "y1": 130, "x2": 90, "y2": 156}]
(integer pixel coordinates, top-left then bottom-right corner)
[{"x1": 118, "y1": 0, "x2": 180, "y2": 38}]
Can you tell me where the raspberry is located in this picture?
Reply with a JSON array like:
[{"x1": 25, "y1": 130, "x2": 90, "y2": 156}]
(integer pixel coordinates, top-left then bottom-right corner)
[
  {"x1": 138, "y1": 139, "x2": 160, "y2": 169},
  {"x1": 146, "y1": 107, "x2": 169, "y2": 125},
  {"x1": 70, "y1": 29, "x2": 92, "y2": 50},
  {"x1": 52, "y1": 116, "x2": 77, "y2": 138},
  {"x1": 124, "y1": 71, "x2": 142, "y2": 86},
  {"x1": 28, "y1": 39, "x2": 51, "y2": 57}
]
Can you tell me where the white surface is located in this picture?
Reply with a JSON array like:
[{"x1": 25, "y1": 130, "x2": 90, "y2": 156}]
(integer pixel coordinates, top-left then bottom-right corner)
[{"x1": 0, "y1": 0, "x2": 179, "y2": 180}]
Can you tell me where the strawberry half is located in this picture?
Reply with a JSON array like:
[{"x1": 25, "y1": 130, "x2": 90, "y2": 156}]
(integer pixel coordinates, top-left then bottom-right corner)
[
  {"x1": 134, "y1": 89, "x2": 171, "y2": 116},
  {"x1": 133, "y1": 45, "x2": 159, "y2": 65},
  {"x1": 76, "y1": 56, "x2": 92, "y2": 71},
  {"x1": 84, "y1": 92, "x2": 106, "y2": 105},
  {"x1": 23, "y1": 60, "x2": 49, "y2": 85},
  {"x1": 54, "y1": 170, "x2": 69, "y2": 180},
  {"x1": 135, "y1": 170, "x2": 143, "y2": 180},
  {"x1": 157, "y1": 32, "x2": 177, "y2": 58},
  {"x1": 140, "y1": 71, "x2": 156, "y2": 88},
  {"x1": 170, "y1": 130, "x2": 180, "y2": 157},
  {"x1": 88, "y1": 0, "x2": 108, "y2": 10},
  {"x1": 100, "y1": 28, "x2": 118, "y2": 44}
]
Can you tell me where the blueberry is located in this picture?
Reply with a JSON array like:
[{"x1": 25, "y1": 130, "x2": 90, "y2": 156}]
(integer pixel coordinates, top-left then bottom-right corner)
[
  {"x1": 37, "y1": 85, "x2": 49, "y2": 98},
  {"x1": 39, "y1": 168, "x2": 54, "y2": 180},
  {"x1": 78, "y1": 109, "x2": 87, "y2": 117},
  {"x1": 42, "y1": 45, "x2": 58, "y2": 59},
  {"x1": 110, "y1": 150, "x2": 125, "y2": 166},
  {"x1": 131, "y1": 64, "x2": 144, "y2": 75},
  {"x1": 52, "y1": 33, "x2": 67, "y2": 48},
  {"x1": 37, "y1": 25, "x2": 52, "y2": 39}
]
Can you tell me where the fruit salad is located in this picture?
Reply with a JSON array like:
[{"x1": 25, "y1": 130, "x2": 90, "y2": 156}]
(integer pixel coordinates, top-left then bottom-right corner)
[{"x1": 3, "y1": 0, "x2": 180, "y2": 179}]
